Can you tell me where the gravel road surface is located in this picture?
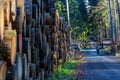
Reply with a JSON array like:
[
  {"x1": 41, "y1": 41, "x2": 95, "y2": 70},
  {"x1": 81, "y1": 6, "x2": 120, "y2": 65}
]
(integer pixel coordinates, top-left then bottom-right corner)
[{"x1": 78, "y1": 50, "x2": 120, "y2": 80}]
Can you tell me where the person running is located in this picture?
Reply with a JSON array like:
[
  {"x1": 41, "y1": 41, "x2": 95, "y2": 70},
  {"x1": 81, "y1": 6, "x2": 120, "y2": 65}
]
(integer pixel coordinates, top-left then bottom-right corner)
[{"x1": 96, "y1": 45, "x2": 100, "y2": 54}]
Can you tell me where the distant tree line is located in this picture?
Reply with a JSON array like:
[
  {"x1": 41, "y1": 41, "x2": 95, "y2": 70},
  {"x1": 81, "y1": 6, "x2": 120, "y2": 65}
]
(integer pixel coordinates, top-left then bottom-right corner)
[{"x1": 55, "y1": 0, "x2": 120, "y2": 43}]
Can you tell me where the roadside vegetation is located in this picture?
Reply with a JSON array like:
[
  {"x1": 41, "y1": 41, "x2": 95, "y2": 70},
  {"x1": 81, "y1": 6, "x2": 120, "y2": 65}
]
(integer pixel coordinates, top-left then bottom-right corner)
[{"x1": 51, "y1": 59, "x2": 81, "y2": 80}]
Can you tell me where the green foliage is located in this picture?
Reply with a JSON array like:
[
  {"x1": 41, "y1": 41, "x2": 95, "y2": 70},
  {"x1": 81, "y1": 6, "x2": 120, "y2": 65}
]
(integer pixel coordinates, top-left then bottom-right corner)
[
  {"x1": 55, "y1": 0, "x2": 110, "y2": 42},
  {"x1": 51, "y1": 60, "x2": 80, "y2": 80},
  {"x1": 78, "y1": 0, "x2": 88, "y2": 21},
  {"x1": 89, "y1": 0, "x2": 110, "y2": 41},
  {"x1": 55, "y1": 0, "x2": 67, "y2": 17}
]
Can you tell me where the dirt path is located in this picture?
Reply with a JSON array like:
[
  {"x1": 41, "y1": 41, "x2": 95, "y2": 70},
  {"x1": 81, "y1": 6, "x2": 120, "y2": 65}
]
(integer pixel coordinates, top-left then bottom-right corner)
[{"x1": 72, "y1": 51, "x2": 120, "y2": 80}]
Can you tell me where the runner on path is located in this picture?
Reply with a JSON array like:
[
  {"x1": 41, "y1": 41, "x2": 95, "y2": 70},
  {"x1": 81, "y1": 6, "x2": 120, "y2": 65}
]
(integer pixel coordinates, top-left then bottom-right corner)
[{"x1": 96, "y1": 45, "x2": 100, "y2": 54}]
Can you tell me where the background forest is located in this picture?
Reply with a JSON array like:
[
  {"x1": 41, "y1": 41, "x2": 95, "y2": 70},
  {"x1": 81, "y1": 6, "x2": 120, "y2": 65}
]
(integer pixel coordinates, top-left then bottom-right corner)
[{"x1": 55, "y1": 0, "x2": 111, "y2": 42}]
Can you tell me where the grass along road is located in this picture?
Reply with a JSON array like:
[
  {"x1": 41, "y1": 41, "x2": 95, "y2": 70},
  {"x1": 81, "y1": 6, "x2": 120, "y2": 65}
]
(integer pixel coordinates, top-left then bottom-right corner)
[{"x1": 50, "y1": 59, "x2": 83, "y2": 80}]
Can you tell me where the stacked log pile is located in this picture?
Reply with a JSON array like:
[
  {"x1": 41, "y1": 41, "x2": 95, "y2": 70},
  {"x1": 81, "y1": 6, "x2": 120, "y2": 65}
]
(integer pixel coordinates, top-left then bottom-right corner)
[
  {"x1": 58, "y1": 17, "x2": 70, "y2": 63},
  {"x1": 0, "y1": 0, "x2": 71, "y2": 79}
]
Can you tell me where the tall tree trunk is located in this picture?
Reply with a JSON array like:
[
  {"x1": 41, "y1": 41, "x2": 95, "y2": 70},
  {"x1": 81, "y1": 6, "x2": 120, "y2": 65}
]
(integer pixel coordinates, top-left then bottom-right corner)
[
  {"x1": 108, "y1": 0, "x2": 116, "y2": 44},
  {"x1": 116, "y1": 0, "x2": 120, "y2": 53},
  {"x1": 66, "y1": 0, "x2": 71, "y2": 60},
  {"x1": 117, "y1": 0, "x2": 120, "y2": 41},
  {"x1": 105, "y1": 25, "x2": 107, "y2": 38},
  {"x1": 114, "y1": 0, "x2": 120, "y2": 42},
  {"x1": 66, "y1": 0, "x2": 70, "y2": 27},
  {"x1": 117, "y1": 0, "x2": 120, "y2": 29}
]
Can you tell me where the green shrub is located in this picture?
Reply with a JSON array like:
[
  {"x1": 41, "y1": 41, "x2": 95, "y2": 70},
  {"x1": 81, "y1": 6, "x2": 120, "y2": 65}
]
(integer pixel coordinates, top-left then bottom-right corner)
[{"x1": 51, "y1": 60, "x2": 80, "y2": 80}]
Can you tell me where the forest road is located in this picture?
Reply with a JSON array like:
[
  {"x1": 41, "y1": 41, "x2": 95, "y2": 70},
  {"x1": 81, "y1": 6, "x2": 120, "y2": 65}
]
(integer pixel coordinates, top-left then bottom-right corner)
[{"x1": 79, "y1": 51, "x2": 120, "y2": 80}]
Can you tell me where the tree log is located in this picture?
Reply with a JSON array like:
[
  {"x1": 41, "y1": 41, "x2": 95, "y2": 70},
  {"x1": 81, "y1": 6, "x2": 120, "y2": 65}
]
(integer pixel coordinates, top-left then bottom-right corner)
[
  {"x1": 44, "y1": 13, "x2": 51, "y2": 25},
  {"x1": 11, "y1": 0, "x2": 17, "y2": 21},
  {"x1": 0, "y1": 61, "x2": 7, "y2": 80},
  {"x1": 0, "y1": 2, "x2": 4, "y2": 40},
  {"x1": 4, "y1": 30, "x2": 17, "y2": 65}
]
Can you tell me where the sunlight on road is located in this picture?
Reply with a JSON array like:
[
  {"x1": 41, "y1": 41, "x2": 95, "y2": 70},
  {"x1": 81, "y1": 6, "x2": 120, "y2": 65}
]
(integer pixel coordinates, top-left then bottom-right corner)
[
  {"x1": 86, "y1": 56, "x2": 120, "y2": 63},
  {"x1": 80, "y1": 49, "x2": 97, "y2": 52}
]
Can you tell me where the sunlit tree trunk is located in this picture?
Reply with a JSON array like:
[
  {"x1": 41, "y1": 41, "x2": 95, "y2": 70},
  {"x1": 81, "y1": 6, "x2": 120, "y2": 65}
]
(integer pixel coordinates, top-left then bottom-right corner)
[
  {"x1": 108, "y1": 0, "x2": 118, "y2": 54},
  {"x1": 117, "y1": 0, "x2": 120, "y2": 29},
  {"x1": 66, "y1": 0, "x2": 71, "y2": 60},
  {"x1": 66, "y1": 0, "x2": 70, "y2": 27},
  {"x1": 116, "y1": 0, "x2": 120, "y2": 41},
  {"x1": 108, "y1": 0, "x2": 116, "y2": 44},
  {"x1": 113, "y1": 0, "x2": 119, "y2": 43},
  {"x1": 116, "y1": 0, "x2": 120, "y2": 53}
]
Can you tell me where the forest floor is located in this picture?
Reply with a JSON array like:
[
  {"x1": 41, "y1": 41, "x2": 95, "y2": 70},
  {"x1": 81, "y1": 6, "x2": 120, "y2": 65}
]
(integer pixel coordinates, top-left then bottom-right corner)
[
  {"x1": 50, "y1": 52, "x2": 84, "y2": 80},
  {"x1": 72, "y1": 49, "x2": 120, "y2": 80}
]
